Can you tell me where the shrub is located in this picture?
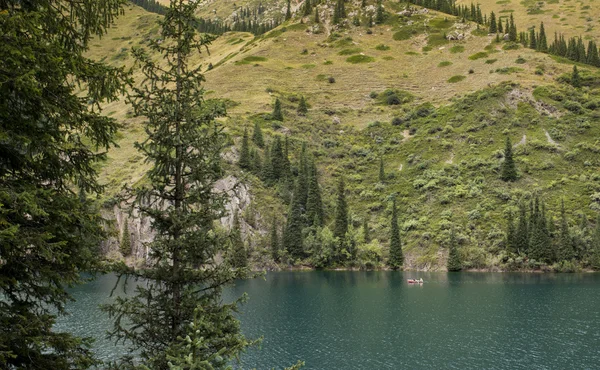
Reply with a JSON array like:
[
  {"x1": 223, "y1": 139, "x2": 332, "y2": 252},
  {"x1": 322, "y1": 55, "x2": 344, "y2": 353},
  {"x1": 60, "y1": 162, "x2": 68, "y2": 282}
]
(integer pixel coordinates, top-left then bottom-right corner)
[
  {"x1": 386, "y1": 94, "x2": 401, "y2": 105},
  {"x1": 369, "y1": 91, "x2": 378, "y2": 99},
  {"x1": 450, "y1": 45, "x2": 465, "y2": 53},
  {"x1": 468, "y1": 52, "x2": 488, "y2": 60},
  {"x1": 346, "y1": 55, "x2": 375, "y2": 63},
  {"x1": 448, "y1": 75, "x2": 466, "y2": 83},
  {"x1": 438, "y1": 61, "x2": 452, "y2": 67},
  {"x1": 375, "y1": 44, "x2": 391, "y2": 51},
  {"x1": 328, "y1": 76, "x2": 336, "y2": 83}
]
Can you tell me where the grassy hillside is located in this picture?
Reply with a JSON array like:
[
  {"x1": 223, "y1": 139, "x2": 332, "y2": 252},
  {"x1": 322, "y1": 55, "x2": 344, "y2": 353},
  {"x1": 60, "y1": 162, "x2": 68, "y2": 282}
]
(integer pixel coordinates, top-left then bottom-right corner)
[{"x1": 90, "y1": 1, "x2": 600, "y2": 271}]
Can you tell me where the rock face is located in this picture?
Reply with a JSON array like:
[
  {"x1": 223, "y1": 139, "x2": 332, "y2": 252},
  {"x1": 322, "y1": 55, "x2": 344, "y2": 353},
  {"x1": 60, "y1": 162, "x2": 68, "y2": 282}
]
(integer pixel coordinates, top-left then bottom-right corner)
[{"x1": 101, "y1": 175, "x2": 257, "y2": 264}]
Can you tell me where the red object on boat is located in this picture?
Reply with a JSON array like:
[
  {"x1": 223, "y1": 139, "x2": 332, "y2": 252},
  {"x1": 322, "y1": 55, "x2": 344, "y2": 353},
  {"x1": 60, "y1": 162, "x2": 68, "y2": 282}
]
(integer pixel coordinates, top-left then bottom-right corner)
[{"x1": 407, "y1": 279, "x2": 423, "y2": 284}]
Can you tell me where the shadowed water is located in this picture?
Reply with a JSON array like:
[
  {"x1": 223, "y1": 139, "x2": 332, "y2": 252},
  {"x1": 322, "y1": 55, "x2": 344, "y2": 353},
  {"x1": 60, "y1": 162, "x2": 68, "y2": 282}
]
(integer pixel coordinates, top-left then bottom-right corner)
[{"x1": 56, "y1": 272, "x2": 600, "y2": 369}]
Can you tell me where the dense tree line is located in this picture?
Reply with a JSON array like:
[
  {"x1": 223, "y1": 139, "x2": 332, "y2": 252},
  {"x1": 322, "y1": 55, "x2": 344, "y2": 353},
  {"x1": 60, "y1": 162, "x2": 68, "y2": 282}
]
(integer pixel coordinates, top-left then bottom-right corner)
[
  {"x1": 505, "y1": 197, "x2": 600, "y2": 268},
  {"x1": 129, "y1": 0, "x2": 280, "y2": 35},
  {"x1": 407, "y1": 0, "x2": 600, "y2": 68}
]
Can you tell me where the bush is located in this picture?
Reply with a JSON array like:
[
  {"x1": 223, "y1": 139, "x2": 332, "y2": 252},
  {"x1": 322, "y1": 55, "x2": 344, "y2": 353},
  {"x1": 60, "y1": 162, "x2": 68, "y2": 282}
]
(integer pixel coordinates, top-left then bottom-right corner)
[
  {"x1": 386, "y1": 94, "x2": 401, "y2": 105},
  {"x1": 369, "y1": 91, "x2": 378, "y2": 99},
  {"x1": 448, "y1": 75, "x2": 466, "y2": 83},
  {"x1": 391, "y1": 117, "x2": 403, "y2": 126},
  {"x1": 346, "y1": 55, "x2": 375, "y2": 64},
  {"x1": 328, "y1": 76, "x2": 336, "y2": 83}
]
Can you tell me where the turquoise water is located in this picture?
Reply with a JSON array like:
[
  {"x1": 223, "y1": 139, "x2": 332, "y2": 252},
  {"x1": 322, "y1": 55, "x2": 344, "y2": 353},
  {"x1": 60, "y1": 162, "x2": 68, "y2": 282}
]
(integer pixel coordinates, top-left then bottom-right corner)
[{"x1": 56, "y1": 272, "x2": 600, "y2": 369}]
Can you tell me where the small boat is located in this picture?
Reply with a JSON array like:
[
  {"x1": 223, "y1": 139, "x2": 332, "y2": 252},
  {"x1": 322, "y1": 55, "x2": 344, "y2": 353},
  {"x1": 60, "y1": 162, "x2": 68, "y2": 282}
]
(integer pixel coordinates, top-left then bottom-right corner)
[{"x1": 407, "y1": 278, "x2": 424, "y2": 284}]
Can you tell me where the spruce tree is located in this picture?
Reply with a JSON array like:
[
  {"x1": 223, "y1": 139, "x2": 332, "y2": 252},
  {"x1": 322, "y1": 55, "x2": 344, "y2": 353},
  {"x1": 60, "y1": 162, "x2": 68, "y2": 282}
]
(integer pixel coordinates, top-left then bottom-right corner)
[
  {"x1": 363, "y1": 219, "x2": 371, "y2": 243},
  {"x1": 285, "y1": 0, "x2": 292, "y2": 20},
  {"x1": 272, "y1": 98, "x2": 284, "y2": 121},
  {"x1": 121, "y1": 221, "x2": 132, "y2": 257},
  {"x1": 271, "y1": 217, "x2": 280, "y2": 262},
  {"x1": 304, "y1": 0, "x2": 312, "y2": 16},
  {"x1": 284, "y1": 182, "x2": 305, "y2": 260},
  {"x1": 306, "y1": 157, "x2": 324, "y2": 227},
  {"x1": 572, "y1": 65, "x2": 581, "y2": 88},
  {"x1": 529, "y1": 27, "x2": 537, "y2": 50},
  {"x1": 334, "y1": 177, "x2": 349, "y2": 242},
  {"x1": 489, "y1": 11, "x2": 497, "y2": 33},
  {"x1": 315, "y1": 7, "x2": 320, "y2": 23},
  {"x1": 498, "y1": 17, "x2": 503, "y2": 34},
  {"x1": 447, "y1": 229, "x2": 462, "y2": 271},
  {"x1": 252, "y1": 121, "x2": 264, "y2": 147},
  {"x1": 591, "y1": 215, "x2": 600, "y2": 269},
  {"x1": 376, "y1": 0, "x2": 385, "y2": 24},
  {"x1": 538, "y1": 22, "x2": 548, "y2": 51},
  {"x1": 298, "y1": 95, "x2": 309, "y2": 115},
  {"x1": 558, "y1": 200, "x2": 573, "y2": 261},
  {"x1": 388, "y1": 198, "x2": 404, "y2": 269},
  {"x1": 509, "y1": 14, "x2": 517, "y2": 41},
  {"x1": 516, "y1": 202, "x2": 529, "y2": 254},
  {"x1": 230, "y1": 211, "x2": 249, "y2": 268},
  {"x1": 506, "y1": 210, "x2": 516, "y2": 254},
  {"x1": 379, "y1": 156, "x2": 386, "y2": 183},
  {"x1": 239, "y1": 127, "x2": 251, "y2": 169},
  {"x1": 501, "y1": 136, "x2": 518, "y2": 182},
  {"x1": 270, "y1": 136, "x2": 285, "y2": 181},
  {"x1": 0, "y1": 0, "x2": 126, "y2": 367},
  {"x1": 103, "y1": 1, "x2": 251, "y2": 367}
]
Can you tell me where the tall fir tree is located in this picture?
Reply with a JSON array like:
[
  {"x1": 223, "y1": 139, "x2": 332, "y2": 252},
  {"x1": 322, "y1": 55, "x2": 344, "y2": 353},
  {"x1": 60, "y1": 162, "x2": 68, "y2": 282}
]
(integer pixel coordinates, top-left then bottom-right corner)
[
  {"x1": 509, "y1": 14, "x2": 517, "y2": 41},
  {"x1": 538, "y1": 22, "x2": 548, "y2": 51},
  {"x1": 376, "y1": 0, "x2": 385, "y2": 24},
  {"x1": 314, "y1": 7, "x2": 320, "y2": 23},
  {"x1": 501, "y1": 136, "x2": 518, "y2": 182},
  {"x1": 529, "y1": 26, "x2": 537, "y2": 50},
  {"x1": 591, "y1": 215, "x2": 600, "y2": 269},
  {"x1": 515, "y1": 202, "x2": 529, "y2": 254},
  {"x1": 0, "y1": 0, "x2": 127, "y2": 367},
  {"x1": 230, "y1": 211, "x2": 248, "y2": 268},
  {"x1": 239, "y1": 127, "x2": 251, "y2": 169},
  {"x1": 121, "y1": 221, "x2": 132, "y2": 257},
  {"x1": 489, "y1": 11, "x2": 497, "y2": 33},
  {"x1": 272, "y1": 98, "x2": 284, "y2": 121},
  {"x1": 304, "y1": 0, "x2": 312, "y2": 16},
  {"x1": 306, "y1": 157, "x2": 324, "y2": 227},
  {"x1": 388, "y1": 198, "x2": 404, "y2": 269},
  {"x1": 363, "y1": 219, "x2": 371, "y2": 243},
  {"x1": 506, "y1": 210, "x2": 516, "y2": 254},
  {"x1": 447, "y1": 229, "x2": 462, "y2": 271},
  {"x1": 252, "y1": 121, "x2": 264, "y2": 147},
  {"x1": 285, "y1": 0, "x2": 292, "y2": 20},
  {"x1": 103, "y1": 1, "x2": 251, "y2": 367},
  {"x1": 298, "y1": 95, "x2": 309, "y2": 115},
  {"x1": 271, "y1": 217, "x2": 280, "y2": 262},
  {"x1": 284, "y1": 181, "x2": 306, "y2": 260},
  {"x1": 334, "y1": 177, "x2": 349, "y2": 252},
  {"x1": 558, "y1": 200, "x2": 573, "y2": 261}
]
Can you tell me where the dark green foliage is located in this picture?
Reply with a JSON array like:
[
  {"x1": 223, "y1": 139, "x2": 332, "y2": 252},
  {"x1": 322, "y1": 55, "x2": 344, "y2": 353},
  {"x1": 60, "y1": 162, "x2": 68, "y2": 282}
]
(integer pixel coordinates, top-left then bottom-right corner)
[
  {"x1": 269, "y1": 136, "x2": 287, "y2": 182},
  {"x1": 230, "y1": 211, "x2": 248, "y2": 268},
  {"x1": 498, "y1": 18, "x2": 503, "y2": 34},
  {"x1": 272, "y1": 98, "x2": 284, "y2": 121},
  {"x1": 271, "y1": 217, "x2": 280, "y2": 262},
  {"x1": 284, "y1": 182, "x2": 305, "y2": 260},
  {"x1": 558, "y1": 200, "x2": 574, "y2": 261},
  {"x1": 333, "y1": 0, "x2": 346, "y2": 24},
  {"x1": 508, "y1": 14, "x2": 517, "y2": 42},
  {"x1": 298, "y1": 96, "x2": 309, "y2": 115},
  {"x1": 334, "y1": 177, "x2": 349, "y2": 242},
  {"x1": 376, "y1": 0, "x2": 385, "y2": 24},
  {"x1": 505, "y1": 211, "x2": 516, "y2": 254},
  {"x1": 303, "y1": 0, "x2": 312, "y2": 16},
  {"x1": 121, "y1": 222, "x2": 132, "y2": 257},
  {"x1": 489, "y1": 12, "x2": 497, "y2": 33},
  {"x1": 239, "y1": 127, "x2": 251, "y2": 169},
  {"x1": 447, "y1": 230, "x2": 462, "y2": 271},
  {"x1": 538, "y1": 22, "x2": 548, "y2": 52},
  {"x1": 314, "y1": 7, "x2": 320, "y2": 23},
  {"x1": 572, "y1": 65, "x2": 581, "y2": 88},
  {"x1": 515, "y1": 202, "x2": 529, "y2": 254},
  {"x1": 528, "y1": 197, "x2": 553, "y2": 263},
  {"x1": 306, "y1": 157, "x2": 324, "y2": 227},
  {"x1": 102, "y1": 1, "x2": 250, "y2": 368},
  {"x1": 501, "y1": 137, "x2": 518, "y2": 182},
  {"x1": 252, "y1": 122, "x2": 264, "y2": 148},
  {"x1": 0, "y1": 0, "x2": 126, "y2": 367},
  {"x1": 285, "y1": 0, "x2": 292, "y2": 20},
  {"x1": 388, "y1": 198, "x2": 404, "y2": 269},
  {"x1": 591, "y1": 216, "x2": 600, "y2": 269}
]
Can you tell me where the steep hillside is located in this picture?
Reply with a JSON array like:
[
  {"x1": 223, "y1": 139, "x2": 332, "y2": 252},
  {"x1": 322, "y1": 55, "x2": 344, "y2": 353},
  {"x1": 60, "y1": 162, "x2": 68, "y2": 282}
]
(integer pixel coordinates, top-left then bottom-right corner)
[{"x1": 91, "y1": 1, "x2": 600, "y2": 271}]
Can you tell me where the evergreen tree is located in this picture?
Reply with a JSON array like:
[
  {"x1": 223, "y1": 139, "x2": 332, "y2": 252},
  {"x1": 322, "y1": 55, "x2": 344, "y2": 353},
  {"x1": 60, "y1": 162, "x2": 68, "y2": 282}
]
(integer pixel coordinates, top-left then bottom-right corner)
[
  {"x1": 103, "y1": 1, "x2": 250, "y2": 367},
  {"x1": 489, "y1": 11, "x2": 497, "y2": 33},
  {"x1": 306, "y1": 157, "x2": 324, "y2": 227},
  {"x1": 272, "y1": 98, "x2": 284, "y2": 121},
  {"x1": 262, "y1": 143, "x2": 273, "y2": 180},
  {"x1": 379, "y1": 156, "x2": 386, "y2": 183},
  {"x1": 0, "y1": 0, "x2": 126, "y2": 367},
  {"x1": 304, "y1": 0, "x2": 312, "y2": 16},
  {"x1": 572, "y1": 65, "x2": 581, "y2": 88},
  {"x1": 498, "y1": 17, "x2": 503, "y2": 34},
  {"x1": 239, "y1": 127, "x2": 251, "y2": 169},
  {"x1": 447, "y1": 229, "x2": 462, "y2": 271},
  {"x1": 538, "y1": 22, "x2": 548, "y2": 51},
  {"x1": 529, "y1": 26, "x2": 537, "y2": 50},
  {"x1": 230, "y1": 211, "x2": 248, "y2": 268},
  {"x1": 591, "y1": 215, "x2": 600, "y2": 269},
  {"x1": 388, "y1": 198, "x2": 404, "y2": 269},
  {"x1": 506, "y1": 210, "x2": 516, "y2": 254},
  {"x1": 284, "y1": 182, "x2": 305, "y2": 260},
  {"x1": 121, "y1": 221, "x2": 132, "y2": 257},
  {"x1": 363, "y1": 219, "x2": 371, "y2": 243},
  {"x1": 558, "y1": 200, "x2": 573, "y2": 261},
  {"x1": 285, "y1": 0, "x2": 292, "y2": 20},
  {"x1": 334, "y1": 177, "x2": 349, "y2": 244},
  {"x1": 515, "y1": 202, "x2": 529, "y2": 254},
  {"x1": 298, "y1": 95, "x2": 309, "y2": 115},
  {"x1": 270, "y1": 136, "x2": 285, "y2": 181},
  {"x1": 315, "y1": 7, "x2": 320, "y2": 23},
  {"x1": 529, "y1": 197, "x2": 552, "y2": 263},
  {"x1": 252, "y1": 121, "x2": 264, "y2": 147},
  {"x1": 376, "y1": 0, "x2": 385, "y2": 24},
  {"x1": 501, "y1": 136, "x2": 518, "y2": 182},
  {"x1": 271, "y1": 217, "x2": 280, "y2": 262},
  {"x1": 509, "y1": 14, "x2": 517, "y2": 41}
]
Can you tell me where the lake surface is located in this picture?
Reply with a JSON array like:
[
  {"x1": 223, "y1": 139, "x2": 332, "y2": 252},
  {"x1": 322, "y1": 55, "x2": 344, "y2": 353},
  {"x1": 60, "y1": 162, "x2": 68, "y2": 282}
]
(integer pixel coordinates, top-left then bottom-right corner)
[{"x1": 56, "y1": 272, "x2": 600, "y2": 369}]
